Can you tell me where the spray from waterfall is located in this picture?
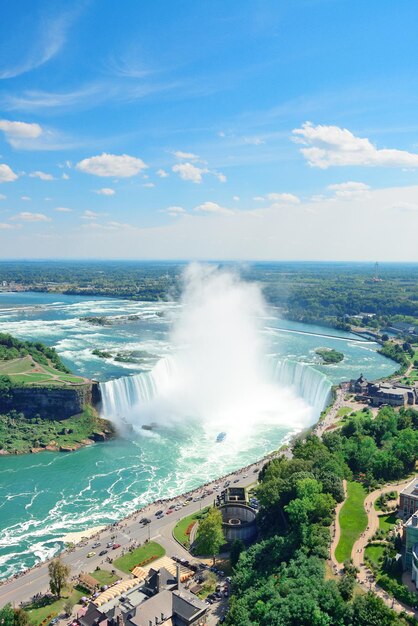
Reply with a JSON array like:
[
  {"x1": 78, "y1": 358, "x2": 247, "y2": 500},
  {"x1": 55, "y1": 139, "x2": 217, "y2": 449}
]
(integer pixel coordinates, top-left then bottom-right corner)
[{"x1": 100, "y1": 264, "x2": 329, "y2": 441}]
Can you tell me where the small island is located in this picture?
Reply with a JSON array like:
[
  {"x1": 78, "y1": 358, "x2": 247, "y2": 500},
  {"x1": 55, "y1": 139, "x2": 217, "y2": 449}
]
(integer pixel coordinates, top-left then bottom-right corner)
[
  {"x1": 315, "y1": 347, "x2": 344, "y2": 364},
  {"x1": 0, "y1": 333, "x2": 113, "y2": 455}
]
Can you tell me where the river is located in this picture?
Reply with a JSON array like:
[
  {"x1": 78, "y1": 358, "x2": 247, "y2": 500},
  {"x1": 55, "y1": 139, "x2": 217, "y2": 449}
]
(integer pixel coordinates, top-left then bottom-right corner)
[{"x1": 0, "y1": 291, "x2": 396, "y2": 578}]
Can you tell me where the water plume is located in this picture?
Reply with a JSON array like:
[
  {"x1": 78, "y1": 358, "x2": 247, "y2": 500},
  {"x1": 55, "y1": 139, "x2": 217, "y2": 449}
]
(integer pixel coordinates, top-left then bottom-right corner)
[{"x1": 101, "y1": 264, "x2": 317, "y2": 442}]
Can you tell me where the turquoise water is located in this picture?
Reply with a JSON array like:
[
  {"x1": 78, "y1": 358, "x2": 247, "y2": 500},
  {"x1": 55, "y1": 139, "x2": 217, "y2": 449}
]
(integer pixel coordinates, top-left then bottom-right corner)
[{"x1": 0, "y1": 292, "x2": 396, "y2": 578}]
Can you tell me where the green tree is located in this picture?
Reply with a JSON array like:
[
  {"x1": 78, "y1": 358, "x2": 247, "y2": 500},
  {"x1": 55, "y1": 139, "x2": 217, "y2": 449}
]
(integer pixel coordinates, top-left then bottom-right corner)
[
  {"x1": 48, "y1": 557, "x2": 70, "y2": 598},
  {"x1": 194, "y1": 508, "x2": 224, "y2": 563},
  {"x1": 230, "y1": 539, "x2": 245, "y2": 567},
  {"x1": 0, "y1": 604, "x2": 15, "y2": 626}
]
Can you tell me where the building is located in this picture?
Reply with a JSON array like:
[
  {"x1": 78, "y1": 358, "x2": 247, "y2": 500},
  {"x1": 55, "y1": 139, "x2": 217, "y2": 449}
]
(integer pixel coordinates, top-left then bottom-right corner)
[
  {"x1": 402, "y1": 511, "x2": 418, "y2": 588},
  {"x1": 78, "y1": 564, "x2": 207, "y2": 626},
  {"x1": 399, "y1": 478, "x2": 418, "y2": 519},
  {"x1": 351, "y1": 374, "x2": 417, "y2": 407},
  {"x1": 385, "y1": 322, "x2": 417, "y2": 337}
]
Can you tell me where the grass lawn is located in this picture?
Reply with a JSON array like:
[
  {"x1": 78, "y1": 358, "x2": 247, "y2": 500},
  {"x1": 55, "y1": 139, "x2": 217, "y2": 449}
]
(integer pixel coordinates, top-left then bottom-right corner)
[
  {"x1": 337, "y1": 407, "x2": 352, "y2": 417},
  {"x1": 335, "y1": 481, "x2": 367, "y2": 564},
  {"x1": 113, "y1": 542, "x2": 165, "y2": 574},
  {"x1": 90, "y1": 569, "x2": 119, "y2": 586},
  {"x1": 365, "y1": 544, "x2": 385, "y2": 570},
  {"x1": 378, "y1": 513, "x2": 398, "y2": 532},
  {"x1": 25, "y1": 585, "x2": 88, "y2": 626},
  {"x1": 172, "y1": 507, "x2": 209, "y2": 549}
]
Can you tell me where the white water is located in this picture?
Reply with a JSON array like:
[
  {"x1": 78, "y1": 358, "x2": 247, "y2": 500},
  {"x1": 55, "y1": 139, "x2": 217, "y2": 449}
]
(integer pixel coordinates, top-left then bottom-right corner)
[
  {"x1": 100, "y1": 355, "x2": 332, "y2": 429},
  {"x1": 99, "y1": 264, "x2": 332, "y2": 438}
]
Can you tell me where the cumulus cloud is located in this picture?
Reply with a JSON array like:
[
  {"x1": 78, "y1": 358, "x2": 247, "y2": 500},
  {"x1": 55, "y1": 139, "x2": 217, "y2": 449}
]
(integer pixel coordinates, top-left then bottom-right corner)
[
  {"x1": 82, "y1": 210, "x2": 101, "y2": 219},
  {"x1": 54, "y1": 206, "x2": 72, "y2": 212},
  {"x1": 173, "y1": 150, "x2": 199, "y2": 160},
  {"x1": 94, "y1": 187, "x2": 115, "y2": 195},
  {"x1": 193, "y1": 201, "x2": 234, "y2": 215},
  {"x1": 0, "y1": 222, "x2": 14, "y2": 229},
  {"x1": 0, "y1": 163, "x2": 18, "y2": 183},
  {"x1": 62, "y1": 172, "x2": 70, "y2": 180},
  {"x1": 292, "y1": 122, "x2": 418, "y2": 169},
  {"x1": 327, "y1": 181, "x2": 370, "y2": 199},
  {"x1": 29, "y1": 170, "x2": 54, "y2": 180},
  {"x1": 214, "y1": 171, "x2": 227, "y2": 183},
  {"x1": 143, "y1": 182, "x2": 155, "y2": 188},
  {"x1": 163, "y1": 206, "x2": 187, "y2": 217},
  {"x1": 266, "y1": 192, "x2": 300, "y2": 204},
  {"x1": 0, "y1": 120, "x2": 42, "y2": 146},
  {"x1": 233, "y1": 196, "x2": 240, "y2": 201},
  {"x1": 157, "y1": 168, "x2": 169, "y2": 178},
  {"x1": 172, "y1": 162, "x2": 208, "y2": 184},
  {"x1": 21, "y1": 196, "x2": 31, "y2": 201},
  {"x1": 11, "y1": 211, "x2": 51, "y2": 222},
  {"x1": 76, "y1": 153, "x2": 147, "y2": 177}
]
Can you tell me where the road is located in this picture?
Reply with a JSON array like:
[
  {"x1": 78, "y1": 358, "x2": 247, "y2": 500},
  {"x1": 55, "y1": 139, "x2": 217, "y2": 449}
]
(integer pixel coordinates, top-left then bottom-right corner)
[{"x1": 0, "y1": 465, "x2": 260, "y2": 608}]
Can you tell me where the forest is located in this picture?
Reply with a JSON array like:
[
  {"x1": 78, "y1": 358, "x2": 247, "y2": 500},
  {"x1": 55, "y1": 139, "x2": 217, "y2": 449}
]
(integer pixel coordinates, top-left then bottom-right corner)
[{"x1": 225, "y1": 405, "x2": 418, "y2": 625}]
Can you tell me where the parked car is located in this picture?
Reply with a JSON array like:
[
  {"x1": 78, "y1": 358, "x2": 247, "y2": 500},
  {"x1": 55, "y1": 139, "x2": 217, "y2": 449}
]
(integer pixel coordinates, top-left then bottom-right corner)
[
  {"x1": 49, "y1": 619, "x2": 59, "y2": 626},
  {"x1": 166, "y1": 509, "x2": 173, "y2": 515},
  {"x1": 87, "y1": 551, "x2": 96, "y2": 558},
  {"x1": 112, "y1": 543, "x2": 121, "y2": 549},
  {"x1": 99, "y1": 550, "x2": 108, "y2": 556},
  {"x1": 233, "y1": 479, "x2": 239, "y2": 483},
  {"x1": 253, "y1": 468, "x2": 259, "y2": 473},
  {"x1": 107, "y1": 542, "x2": 114, "y2": 548},
  {"x1": 155, "y1": 510, "x2": 163, "y2": 516},
  {"x1": 92, "y1": 541, "x2": 101, "y2": 549}
]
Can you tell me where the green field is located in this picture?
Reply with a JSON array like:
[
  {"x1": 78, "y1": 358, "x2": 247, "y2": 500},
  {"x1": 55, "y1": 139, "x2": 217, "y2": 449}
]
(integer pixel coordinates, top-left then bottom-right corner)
[
  {"x1": 172, "y1": 507, "x2": 210, "y2": 549},
  {"x1": 0, "y1": 355, "x2": 85, "y2": 386},
  {"x1": 25, "y1": 585, "x2": 88, "y2": 625},
  {"x1": 364, "y1": 544, "x2": 385, "y2": 570},
  {"x1": 90, "y1": 569, "x2": 119, "y2": 586},
  {"x1": 335, "y1": 481, "x2": 367, "y2": 563},
  {"x1": 378, "y1": 512, "x2": 398, "y2": 532},
  {"x1": 113, "y1": 542, "x2": 165, "y2": 574}
]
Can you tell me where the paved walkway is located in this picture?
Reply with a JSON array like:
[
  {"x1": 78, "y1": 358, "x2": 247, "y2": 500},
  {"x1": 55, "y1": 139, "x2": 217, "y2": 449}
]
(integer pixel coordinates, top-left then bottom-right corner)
[{"x1": 350, "y1": 479, "x2": 416, "y2": 618}]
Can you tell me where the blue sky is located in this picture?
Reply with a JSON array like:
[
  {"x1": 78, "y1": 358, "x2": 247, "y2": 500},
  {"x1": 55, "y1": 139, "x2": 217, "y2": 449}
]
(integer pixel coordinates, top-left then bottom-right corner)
[{"x1": 1, "y1": 0, "x2": 418, "y2": 260}]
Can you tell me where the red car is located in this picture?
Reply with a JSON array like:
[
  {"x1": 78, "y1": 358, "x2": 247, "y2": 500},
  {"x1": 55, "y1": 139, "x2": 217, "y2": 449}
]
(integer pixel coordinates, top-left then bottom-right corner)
[
  {"x1": 166, "y1": 509, "x2": 173, "y2": 515},
  {"x1": 112, "y1": 543, "x2": 121, "y2": 549}
]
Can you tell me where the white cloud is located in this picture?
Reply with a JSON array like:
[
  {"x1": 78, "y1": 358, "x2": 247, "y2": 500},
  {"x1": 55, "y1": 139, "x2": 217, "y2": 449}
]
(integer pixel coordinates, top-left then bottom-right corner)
[
  {"x1": 0, "y1": 13, "x2": 72, "y2": 80},
  {"x1": 157, "y1": 168, "x2": 169, "y2": 178},
  {"x1": 94, "y1": 187, "x2": 115, "y2": 196},
  {"x1": 0, "y1": 194, "x2": 6, "y2": 200},
  {"x1": 266, "y1": 192, "x2": 300, "y2": 204},
  {"x1": 62, "y1": 173, "x2": 70, "y2": 180},
  {"x1": 243, "y1": 136, "x2": 265, "y2": 145},
  {"x1": 390, "y1": 201, "x2": 418, "y2": 213},
  {"x1": 76, "y1": 153, "x2": 147, "y2": 177},
  {"x1": 163, "y1": 206, "x2": 187, "y2": 217},
  {"x1": 11, "y1": 211, "x2": 51, "y2": 222},
  {"x1": 233, "y1": 196, "x2": 240, "y2": 201},
  {"x1": 54, "y1": 206, "x2": 72, "y2": 212},
  {"x1": 0, "y1": 222, "x2": 14, "y2": 229},
  {"x1": 0, "y1": 163, "x2": 18, "y2": 183},
  {"x1": 143, "y1": 182, "x2": 155, "y2": 188},
  {"x1": 193, "y1": 201, "x2": 234, "y2": 215},
  {"x1": 29, "y1": 170, "x2": 54, "y2": 180},
  {"x1": 214, "y1": 171, "x2": 227, "y2": 183},
  {"x1": 21, "y1": 196, "x2": 31, "y2": 201},
  {"x1": 173, "y1": 150, "x2": 199, "y2": 160},
  {"x1": 293, "y1": 122, "x2": 418, "y2": 169},
  {"x1": 82, "y1": 210, "x2": 101, "y2": 219},
  {"x1": 0, "y1": 120, "x2": 42, "y2": 146},
  {"x1": 327, "y1": 181, "x2": 370, "y2": 199},
  {"x1": 172, "y1": 162, "x2": 209, "y2": 184}
]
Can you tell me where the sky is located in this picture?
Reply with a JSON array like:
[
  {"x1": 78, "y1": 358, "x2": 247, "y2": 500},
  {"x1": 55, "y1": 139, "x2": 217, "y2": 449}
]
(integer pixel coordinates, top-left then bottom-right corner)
[{"x1": 1, "y1": 0, "x2": 418, "y2": 261}]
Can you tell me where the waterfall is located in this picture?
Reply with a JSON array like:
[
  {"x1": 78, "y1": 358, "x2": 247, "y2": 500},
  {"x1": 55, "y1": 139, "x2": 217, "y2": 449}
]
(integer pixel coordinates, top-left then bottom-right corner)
[
  {"x1": 99, "y1": 356, "x2": 332, "y2": 423},
  {"x1": 273, "y1": 358, "x2": 332, "y2": 417}
]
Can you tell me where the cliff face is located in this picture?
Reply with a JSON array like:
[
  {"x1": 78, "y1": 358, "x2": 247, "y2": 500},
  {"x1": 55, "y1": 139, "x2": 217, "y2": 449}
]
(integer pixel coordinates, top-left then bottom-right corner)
[{"x1": 0, "y1": 382, "x2": 102, "y2": 420}]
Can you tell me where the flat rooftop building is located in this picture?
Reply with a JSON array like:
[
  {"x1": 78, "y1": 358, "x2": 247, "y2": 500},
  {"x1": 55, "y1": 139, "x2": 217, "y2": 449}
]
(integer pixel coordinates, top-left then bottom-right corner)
[{"x1": 400, "y1": 477, "x2": 418, "y2": 519}]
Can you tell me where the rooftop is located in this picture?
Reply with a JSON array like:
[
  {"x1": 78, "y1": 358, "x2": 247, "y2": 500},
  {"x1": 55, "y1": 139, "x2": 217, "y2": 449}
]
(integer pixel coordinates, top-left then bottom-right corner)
[{"x1": 401, "y1": 477, "x2": 418, "y2": 499}]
